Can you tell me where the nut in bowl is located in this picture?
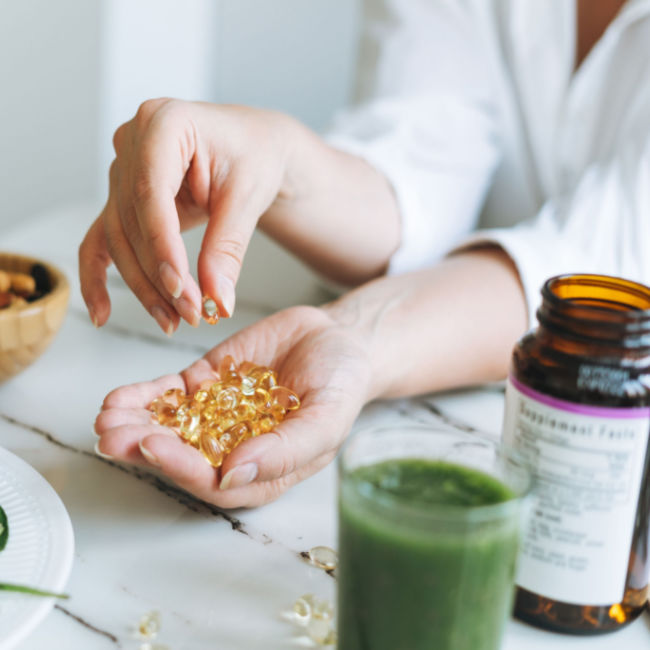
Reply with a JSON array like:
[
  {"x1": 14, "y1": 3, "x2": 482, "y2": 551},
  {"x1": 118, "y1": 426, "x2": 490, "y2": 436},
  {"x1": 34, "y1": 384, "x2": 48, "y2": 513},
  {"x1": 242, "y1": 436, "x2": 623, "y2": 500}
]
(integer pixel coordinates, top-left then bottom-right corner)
[{"x1": 0, "y1": 252, "x2": 69, "y2": 383}]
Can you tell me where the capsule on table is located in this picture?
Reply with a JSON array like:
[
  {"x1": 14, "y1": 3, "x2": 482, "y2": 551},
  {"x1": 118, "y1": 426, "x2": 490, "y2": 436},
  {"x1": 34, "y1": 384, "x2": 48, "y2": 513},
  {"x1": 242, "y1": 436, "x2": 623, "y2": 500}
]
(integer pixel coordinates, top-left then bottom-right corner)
[{"x1": 308, "y1": 546, "x2": 338, "y2": 571}]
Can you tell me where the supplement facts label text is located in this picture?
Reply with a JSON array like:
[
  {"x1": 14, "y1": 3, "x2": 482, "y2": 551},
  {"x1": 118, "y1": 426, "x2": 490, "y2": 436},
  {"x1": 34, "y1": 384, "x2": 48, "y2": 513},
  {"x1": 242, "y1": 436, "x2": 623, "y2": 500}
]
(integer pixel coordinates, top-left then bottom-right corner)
[{"x1": 503, "y1": 377, "x2": 649, "y2": 605}]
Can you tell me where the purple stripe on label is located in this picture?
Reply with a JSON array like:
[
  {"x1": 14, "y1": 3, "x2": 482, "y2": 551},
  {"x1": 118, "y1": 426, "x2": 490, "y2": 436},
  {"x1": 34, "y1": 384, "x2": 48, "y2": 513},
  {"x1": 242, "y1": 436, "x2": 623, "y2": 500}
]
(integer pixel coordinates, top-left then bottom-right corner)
[{"x1": 509, "y1": 375, "x2": 650, "y2": 419}]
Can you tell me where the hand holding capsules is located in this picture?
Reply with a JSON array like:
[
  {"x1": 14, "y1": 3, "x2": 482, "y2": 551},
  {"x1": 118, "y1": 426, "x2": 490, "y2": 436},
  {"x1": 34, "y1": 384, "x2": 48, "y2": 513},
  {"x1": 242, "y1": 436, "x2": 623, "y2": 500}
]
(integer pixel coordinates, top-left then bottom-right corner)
[{"x1": 94, "y1": 305, "x2": 372, "y2": 508}]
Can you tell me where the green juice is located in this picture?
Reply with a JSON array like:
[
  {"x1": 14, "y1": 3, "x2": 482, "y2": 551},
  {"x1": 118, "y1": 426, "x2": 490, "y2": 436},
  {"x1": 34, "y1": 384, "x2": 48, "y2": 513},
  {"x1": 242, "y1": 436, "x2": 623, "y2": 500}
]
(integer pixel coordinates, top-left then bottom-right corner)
[{"x1": 337, "y1": 459, "x2": 520, "y2": 650}]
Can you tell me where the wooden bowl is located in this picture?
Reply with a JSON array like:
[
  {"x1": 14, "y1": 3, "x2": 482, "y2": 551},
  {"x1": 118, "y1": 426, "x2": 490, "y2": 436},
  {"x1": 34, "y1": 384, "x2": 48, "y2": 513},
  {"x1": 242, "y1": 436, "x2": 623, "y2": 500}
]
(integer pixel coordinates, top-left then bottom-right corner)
[{"x1": 0, "y1": 252, "x2": 70, "y2": 383}]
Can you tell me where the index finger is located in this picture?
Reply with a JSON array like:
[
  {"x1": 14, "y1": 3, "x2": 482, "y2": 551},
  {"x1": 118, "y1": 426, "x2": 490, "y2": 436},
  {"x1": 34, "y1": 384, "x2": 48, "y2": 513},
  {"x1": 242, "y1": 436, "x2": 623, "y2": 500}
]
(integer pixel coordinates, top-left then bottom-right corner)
[
  {"x1": 102, "y1": 374, "x2": 186, "y2": 410},
  {"x1": 129, "y1": 108, "x2": 202, "y2": 313},
  {"x1": 79, "y1": 213, "x2": 113, "y2": 327}
]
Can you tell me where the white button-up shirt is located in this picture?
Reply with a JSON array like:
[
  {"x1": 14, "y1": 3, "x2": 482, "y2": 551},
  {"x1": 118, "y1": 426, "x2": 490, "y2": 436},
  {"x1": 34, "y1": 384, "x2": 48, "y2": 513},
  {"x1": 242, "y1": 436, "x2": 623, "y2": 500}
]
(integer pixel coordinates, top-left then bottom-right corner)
[{"x1": 328, "y1": 0, "x2": 650, "y2": 326}]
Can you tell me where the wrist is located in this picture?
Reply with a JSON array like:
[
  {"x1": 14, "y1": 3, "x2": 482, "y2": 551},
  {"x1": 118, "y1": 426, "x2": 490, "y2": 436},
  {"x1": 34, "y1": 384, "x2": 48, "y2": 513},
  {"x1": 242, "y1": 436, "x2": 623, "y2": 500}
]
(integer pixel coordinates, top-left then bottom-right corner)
[
  {"x1": 323, "y1": 282, "x2": 404, "y2": 402},
  {"x1": 268, "y1": 113, "x2": 313, "y2": 204}
]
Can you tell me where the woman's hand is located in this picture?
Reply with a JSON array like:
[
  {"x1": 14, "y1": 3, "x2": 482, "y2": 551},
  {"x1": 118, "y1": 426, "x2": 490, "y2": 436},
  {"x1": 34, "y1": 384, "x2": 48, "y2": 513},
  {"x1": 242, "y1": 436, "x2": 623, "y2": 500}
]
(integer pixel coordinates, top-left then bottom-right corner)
[
  {"x1": 78, "y1": 98, "x2": 401, "y2": 336},
  {"x1": 94, "y1": 306, "x2": 372, "y2": 508},
  {"x1": 79, "y1": 99, "x2": 296, "y2": 334}
]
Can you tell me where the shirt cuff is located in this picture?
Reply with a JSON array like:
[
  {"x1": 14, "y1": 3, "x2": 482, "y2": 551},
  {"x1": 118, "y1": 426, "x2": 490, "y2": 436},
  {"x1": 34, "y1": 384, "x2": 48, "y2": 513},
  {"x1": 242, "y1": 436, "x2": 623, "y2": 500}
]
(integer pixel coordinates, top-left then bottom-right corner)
[
  {"x1": 327, "y1": 131, "x2": 496, "y2": 277},
  {"x1": 455, "y1": 204, "x2": 595, "y2": 331},
  {"x1": 325, "y1": 133, "x2": 436, "y2": 276}
]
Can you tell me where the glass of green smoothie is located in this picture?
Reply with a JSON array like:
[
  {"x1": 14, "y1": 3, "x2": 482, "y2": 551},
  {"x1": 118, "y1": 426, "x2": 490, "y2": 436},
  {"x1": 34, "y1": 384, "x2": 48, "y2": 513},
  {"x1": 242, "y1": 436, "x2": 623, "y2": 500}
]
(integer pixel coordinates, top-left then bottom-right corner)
[{"x1": 337, "y1": 424, "x2": 531, "y2": 650}]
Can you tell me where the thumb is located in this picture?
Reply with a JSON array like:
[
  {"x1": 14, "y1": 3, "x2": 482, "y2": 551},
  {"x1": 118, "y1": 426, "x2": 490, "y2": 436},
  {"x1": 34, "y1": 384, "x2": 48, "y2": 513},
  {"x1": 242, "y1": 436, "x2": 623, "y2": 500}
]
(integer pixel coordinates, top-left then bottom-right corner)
[
  {"x1": 79, "y1": 213, "x2": 113, "y2": 327},
  {"x1": 197, "y1": 181, "x2": 269, "y2": 319},
  {"x1": 219, "y1": 405, "x2": 346, "y2": 487}
]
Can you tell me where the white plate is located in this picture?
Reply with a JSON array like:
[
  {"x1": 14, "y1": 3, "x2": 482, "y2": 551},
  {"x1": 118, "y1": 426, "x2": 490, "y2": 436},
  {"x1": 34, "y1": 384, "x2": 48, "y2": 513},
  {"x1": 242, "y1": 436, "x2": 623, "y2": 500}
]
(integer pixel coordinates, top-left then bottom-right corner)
[{"x1": 0, "y1": 447, "x2": 74, "y2": 649}]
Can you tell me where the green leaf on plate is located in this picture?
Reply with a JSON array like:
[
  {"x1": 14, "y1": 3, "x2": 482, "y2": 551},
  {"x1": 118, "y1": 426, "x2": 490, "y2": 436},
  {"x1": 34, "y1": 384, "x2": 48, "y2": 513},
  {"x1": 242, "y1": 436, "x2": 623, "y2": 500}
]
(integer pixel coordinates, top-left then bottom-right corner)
[
  {"x1": 0, "y1": 505, "x2": 7, "y2": 551},
  {"x1": 0, "y1": 583, "x2": 69, "y2": 599},
  {"x1": 0, "y1": 506, "x2": 69, "y2": 598}
]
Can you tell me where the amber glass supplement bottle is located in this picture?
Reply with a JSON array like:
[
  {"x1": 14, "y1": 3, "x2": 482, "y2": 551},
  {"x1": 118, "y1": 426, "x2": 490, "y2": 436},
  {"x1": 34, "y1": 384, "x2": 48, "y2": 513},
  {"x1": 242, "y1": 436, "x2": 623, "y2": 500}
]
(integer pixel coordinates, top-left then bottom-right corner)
[{"x1": 503, "y1": 274, "x2": 650, "y2": 634}]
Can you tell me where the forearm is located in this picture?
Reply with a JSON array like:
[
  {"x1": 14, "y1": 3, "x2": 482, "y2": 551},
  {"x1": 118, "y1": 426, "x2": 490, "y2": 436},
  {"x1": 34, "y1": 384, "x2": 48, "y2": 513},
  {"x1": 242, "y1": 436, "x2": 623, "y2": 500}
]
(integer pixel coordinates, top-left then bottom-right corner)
[
  {"x1": 260, "y1": 116, "x2": 401, "y2": 286},
  {"x1": 325, "y1": 247, "x2": 528, "y2": 400}
]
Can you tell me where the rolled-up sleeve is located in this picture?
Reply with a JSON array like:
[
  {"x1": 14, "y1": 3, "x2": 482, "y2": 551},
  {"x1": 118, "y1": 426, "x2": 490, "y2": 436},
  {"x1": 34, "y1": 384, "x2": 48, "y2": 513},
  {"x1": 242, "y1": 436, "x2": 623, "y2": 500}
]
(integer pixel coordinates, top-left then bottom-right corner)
[
  {"x1": 326, "y1": 0, "x2": 502, "y2": 275},
  {"x1": 461, "y1": 135, "x2": 650, "y2": 328}
]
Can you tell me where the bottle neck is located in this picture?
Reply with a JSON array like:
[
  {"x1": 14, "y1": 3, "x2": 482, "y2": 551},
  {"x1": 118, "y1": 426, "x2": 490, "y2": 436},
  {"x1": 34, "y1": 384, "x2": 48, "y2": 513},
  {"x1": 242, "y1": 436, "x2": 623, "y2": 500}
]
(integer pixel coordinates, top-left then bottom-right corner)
[{"x1": 536, "y1": 275, "x2": 650, "y2": 350}]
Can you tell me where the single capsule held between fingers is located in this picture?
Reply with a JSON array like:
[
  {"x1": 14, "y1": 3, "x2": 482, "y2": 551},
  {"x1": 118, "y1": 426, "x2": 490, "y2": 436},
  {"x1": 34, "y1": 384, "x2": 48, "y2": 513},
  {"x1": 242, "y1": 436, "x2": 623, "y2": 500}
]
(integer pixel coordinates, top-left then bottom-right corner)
[{"x1": 202, "y1": 295, "x2": 219, "y2": 325}]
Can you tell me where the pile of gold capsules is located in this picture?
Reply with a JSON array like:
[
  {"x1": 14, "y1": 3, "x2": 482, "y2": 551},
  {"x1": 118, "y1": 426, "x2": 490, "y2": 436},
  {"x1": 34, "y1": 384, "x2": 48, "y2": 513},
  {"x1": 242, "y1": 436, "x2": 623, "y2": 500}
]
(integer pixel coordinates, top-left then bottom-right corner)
[{"x1": 148, "y1": 355, "x2": 300, "y2": 469}]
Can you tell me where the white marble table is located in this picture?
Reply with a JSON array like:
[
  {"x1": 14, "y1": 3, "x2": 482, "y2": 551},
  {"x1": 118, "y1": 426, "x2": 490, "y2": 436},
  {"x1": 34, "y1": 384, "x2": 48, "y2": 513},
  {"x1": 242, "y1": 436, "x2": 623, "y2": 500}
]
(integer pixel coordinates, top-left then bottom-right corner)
[{"x1": 1, "y1": 205, "x2": 648, "y2": 649}]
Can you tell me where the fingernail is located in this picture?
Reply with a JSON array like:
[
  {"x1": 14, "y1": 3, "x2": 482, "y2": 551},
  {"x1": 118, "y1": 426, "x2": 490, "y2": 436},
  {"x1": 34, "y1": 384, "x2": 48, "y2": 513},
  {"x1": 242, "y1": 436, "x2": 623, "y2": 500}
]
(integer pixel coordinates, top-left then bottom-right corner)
[
  {"x1": 176, "y1": 296, "x2": 201, "y2": 327},
  {"x1": 94, "y1": 440, "x2": 114, "y2": 460},
  {"x1": 216, "y1": 274, "x2": 236, "y2": 317},
  {"x1": 151, "y1": 305, "x2": 174, "y2": 336},
  {"x1": 88, "y1": 306, "x2": 99, "y2": 328},
  {"x1": 139, "y1": 440, "x2": 161, "y2": 467},
  {"x1": 220, "y1": 462, "x2": 258, "y2": 490},
  {"x1": 159, "y1": 262, "x2": 183, "y2": 299}
]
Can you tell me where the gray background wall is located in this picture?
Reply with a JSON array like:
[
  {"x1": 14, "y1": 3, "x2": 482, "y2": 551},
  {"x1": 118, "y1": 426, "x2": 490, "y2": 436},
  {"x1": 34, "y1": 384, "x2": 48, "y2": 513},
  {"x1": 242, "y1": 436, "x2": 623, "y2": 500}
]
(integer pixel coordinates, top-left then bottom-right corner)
[{"x1": 1, "y1": 0, "x2": 361, "y2": 304}]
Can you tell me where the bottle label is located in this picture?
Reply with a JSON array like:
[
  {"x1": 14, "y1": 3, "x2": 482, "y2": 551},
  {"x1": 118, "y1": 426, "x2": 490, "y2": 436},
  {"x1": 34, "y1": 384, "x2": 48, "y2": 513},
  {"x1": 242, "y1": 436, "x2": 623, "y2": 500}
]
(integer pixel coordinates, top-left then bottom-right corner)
[{"x1": 503, "y1": 375, "x2": 650, "y2": 606}]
